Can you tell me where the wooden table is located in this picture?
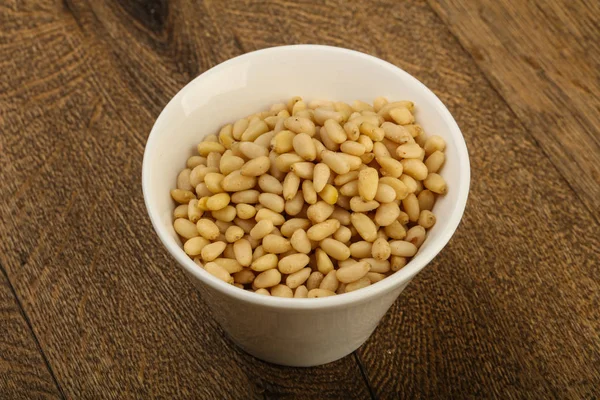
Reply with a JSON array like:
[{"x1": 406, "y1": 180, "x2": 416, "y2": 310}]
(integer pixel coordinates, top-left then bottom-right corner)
[{"x1": 1, "y1": 1, "x2": 599, "y2": 398}]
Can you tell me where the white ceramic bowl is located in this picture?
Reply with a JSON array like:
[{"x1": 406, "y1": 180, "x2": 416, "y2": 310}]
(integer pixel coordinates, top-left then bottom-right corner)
[{"x1": 142, "y1": 45, "x2": 470, "y2": 367}]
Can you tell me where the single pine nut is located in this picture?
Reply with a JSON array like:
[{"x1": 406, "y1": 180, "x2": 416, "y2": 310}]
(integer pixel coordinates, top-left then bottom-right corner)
[
  {"x1": 201, "y1": 241, "x2": 226, "y2": 262},
  {"x1": 284, "y1": 116, "x2": 316, "y2": 136},
  {"x1": 278, "y1": 253, "x2": 310, "y2": 274},
  {"x1": 336, "y1": 261, "x2": 370, "y2": 283},
  {"x1": 204, "y1": 262, "x2": 233, "y2": 283},
  {"x1": 206, "y1": 193, "x2": 230, "y2": 211},
  {"x1": 425, "y1": 151, "x2": 445, "y2": 173},
  {"x1": 320, "y1": 238, "x2": 350, "y2": 261},
  {"x1": 363, "y1": 258, "x2": 391, "y2": 273},
  {"x1": 174, "y1": 204, "x2": 189, "y2": 219},
  {"x1": 183, "y1": 236, "x2": 210, "y2": 256},
  {"x1": 307, "y1": 201, "x2": 335, "y2": 223},
  {"x1": 424, "y1": 173, "x2": 448, "y2": 194},
  {"x1": 251, "y1": 253, "x2": 279, "y2": 271},
  {"x1": 343, "y1": 120, "x2": 361, "y2": 141},
  {"x1": 400, "y1": 174, "x2": 418, "y2": 193},
  {"x1": 186, "y1": 156, "x2": 206, "y2": 169},
  {"x1": 333, "y1": 226, "x2": 352, "y2": 243},
  {"x1": 351, "y1": 213, "x2": 378, "y2": 242},
  {"x1": 254, "y1": 268, "x2": 281, "y2": 288},
  {"x1": 195, "y1": 219, "x2": 219, "y2": 240},
  {"x1": 312, "y1": 163, "x2": 330, "y2": 193},
  {"x1": 262, "y1": 234, "x2": 292, "y2": 254},
  {"x1": 270, "y1": 284, "x2": 293, "y2": 298},
  {"x1": 315, "y1": 248, "x2": 334, "y2": 274},
  {"x1": 306, "y1": 219, "x2": 340, "y2": 241},
  {"x1": 255, "y1": 208, "x2": 285, "y2": 225},
  {"x1": 273, "y1": 130, "x2": 295, "y2": 153},
  {"x1": 284, "y1": 191, "x2": 305, "y2": 216},
  {"x1": 350, "y1": 196, "x2": 380, "y2": 212},
  {"x1": 289, "y1": 162, "x2": 314, "y2": 179},
  {"x1": 418, "y1": 210, "x2": 436, "y2": 229},
  {"x1": 306, "y1": 271, "x2": 325, "y2": 290},
  {"x1": 341, "y1": 141, "x2": 366, "y2": 156},
  {"x1": 255, "y1": 288, "x2": 271, "y2": 295},
  {"x1": 195, "y1": 183, "x2": 211, "y2": 197},
  {"x1": 188, "y1": 199, "x2": 203, "y2": 223},
  {"x1": 250, "y1": 219, "x2": 274, "y2": 240},
  {"x1": 212, "y1": 206, "x2": 236, "y2": 222},
  {"x1": 389, "y1": 240, "x2": 418, "y2": 257},
  {"x1": 378, "y1": 101, "x2": 414, "y2": 118},
  {"x1": 381, "y1": 122, "x2": 413, "y2": 144},
  {"x1": 241, "y1": 120, "x2": 269, "y2": 142},
  {"x1": 254, "y1": 130, "x2": 275, "y2": 149},
  {"x1": 259, "y1": 193, "x2": 285, "y2": 213},
  {"x1": 357, "y1": 135, "x2": 374, "y2": 152},
  {"x1": 233, "y1": 238, "x2": 253, "y2": 267},
  {"x1": 389, "y1": 107, "x2": 414, "y2": 125},
  {"x1": 283, "y1": 172, "x2": 300, "y2": 200},
  {"x1": 171, "y1": 189, "x2": 195, "y2": 204},
  {"x1": 280, "y1": 218, "x2": 311, "y2": 237},
  {"x1": 231, "y1": 190, "x2": 260, "y2": 204},
  {"x1": 340, "y1": 180, "x2": 359, "y2": 197},
  {"x1": 232, "y1": 118, "x2": 249, "y2": 140},
  {"x1": 290, "y1": 229, "x2": 311, "y2": 254},
  {"x1": 293, "y1": 132, "x2": 317, "y2": 161},
  {"x1": 239, "y1": 141, "x2": 268, "y2": 158},
  {"x1": 335, "y1": 171, "x2": 359, "y2": 187},
  {"x1": 318, "y1": 184, "x2": 338, "y2": 205},
  {"x1": 375, "y1": 202, "x2": 401, "y2": 226},
  {"x1": 391, "y1": 256, "x2": 407, "y2": 272},
  {"x1": 258, "y1": 174, "x2": 283, "y2": 195},
  {"x1": 294, "y1": 285, "x2": 309, "y2": 298},
  {"x1": 374, "y1": 184, "x2": 397, "y2": 203},
  {"x1": 384, "y1": 221, "x2": 407, "y2": 240},
  {"x1": 345, "y1": 276, "x2": 371, "y2": 293},
  {"x1": 406, "y1": 225, "x2": 426, "y2": 248},
  {"x1": 367, "y1": 272, "x2": 386, "y2": 284},
  {"x1": 225, "y1": 226, "x2": 245, "y2": 243},
  {"x1": 314, "y1": 108, "x2": 344, "y2": 125},
  {"x1": 320, "y1": 150, "x2": 350, "y2": 175},
  {"x1": 402, "y1": 193, "x2": 420, "y2": 222},
  {"x1": 204, "y1": 172, "x2": 225, "y2": 194},
  {"x1": 401, "y1": 159, "x2": 428, "y2": 180},
  {"x1": 424, "y1": 135, "x2": 446, "y2": 156},
  {"x1": 372, "y1": 237, "x2": 391, "y2": 260},
  {"x1": 285, "y1": 267, "x2": 311, "y2": 290},
  {"x1": 233, "y1": 269, "x2": 255, "y2": 284},
  {"x1": 398, "y1": 211, "x2": 409, "y2": 226},
  {"x1": 220, "y1": 155, "x2": 245, "y2": 175},
  {"x1": 177, "y1": 169, "x2": 193, "y2": 191},
  {"x1": 207, "y1": 152, "x2": 221, "y2": 169},
  {"x1": 213, "y1": 258, "x2": 243, "y2": 274},
  {"x1": 241, "y1": 156, "x2": 271, "y2": 177},
  {"x1": 372, "y1": 142, "x2": 391, "y2": 159},
  {"x1": 378, "y1": 156, "x2": 403, "y2": 178},
  {"x1": 197, "y1": 142, "x2": 225, "y2": 157},
  {"x1": 358, "y1": 167, "x2": 378, "y2": 201},
  {"x1": 319, "y1": 270, "x2": 340, "y2": 292},
  {"x1": 221, "y1": 171, "x2": 257, "y2": 192},
  {"x1": 323, "y1": 119, "x2": 347, "y2": 144},
  {"x1": 236, "y1": 203, "x2": 256, "y2": 220},
  {"x1": 300, "y1": 180, "x2": 317, "y2": 205}
]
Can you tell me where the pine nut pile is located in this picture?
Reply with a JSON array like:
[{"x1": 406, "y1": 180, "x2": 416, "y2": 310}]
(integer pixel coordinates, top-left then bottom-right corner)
[{"x1": 171, "y1": 97, "x2": 448, "y2": 298}]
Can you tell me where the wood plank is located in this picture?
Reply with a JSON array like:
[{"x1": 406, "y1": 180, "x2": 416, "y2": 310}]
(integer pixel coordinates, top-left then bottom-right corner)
[
  {"x1": 0, "y1": 268, "x2": 62, "y2": 399},
  {"x1": 0, "y1": 1, "x2": 372, "y2": 398},
  {"x1": 428, "y1": 0, "x2": 600, "y2": 219}
]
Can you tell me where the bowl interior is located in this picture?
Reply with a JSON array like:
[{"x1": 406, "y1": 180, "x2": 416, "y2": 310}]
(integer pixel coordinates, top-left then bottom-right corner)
[{"x1": 143, "y1": 45, "x2": 469, "y2": 307}]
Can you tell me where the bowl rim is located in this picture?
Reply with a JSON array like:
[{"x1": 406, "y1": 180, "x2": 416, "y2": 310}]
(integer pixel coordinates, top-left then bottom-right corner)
[{"x1": 142, "y1": 44, "x2": 470, "y2": 310}]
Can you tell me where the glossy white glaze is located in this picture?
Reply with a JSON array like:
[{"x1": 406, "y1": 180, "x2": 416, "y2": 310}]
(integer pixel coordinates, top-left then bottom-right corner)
[{"x1": 142, "y1": 45, "x2": 470, "y2": 366}]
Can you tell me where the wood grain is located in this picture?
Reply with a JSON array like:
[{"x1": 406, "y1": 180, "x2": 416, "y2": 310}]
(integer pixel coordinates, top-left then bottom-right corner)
[
  {"x1": 1, "y1": 0, "x2": 599, "y2": 399},
  {"x1": 429, "y1": 0, "x2": 600, "y2": 220},
  {"x1": 0, "y1": 268, "x2": 62, "y2": 399}
]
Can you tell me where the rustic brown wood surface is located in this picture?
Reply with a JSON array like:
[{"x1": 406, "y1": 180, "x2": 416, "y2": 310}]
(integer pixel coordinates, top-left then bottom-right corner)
[{"x1": 0, "y1": 0, "x2": 598, "y2": 399}]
